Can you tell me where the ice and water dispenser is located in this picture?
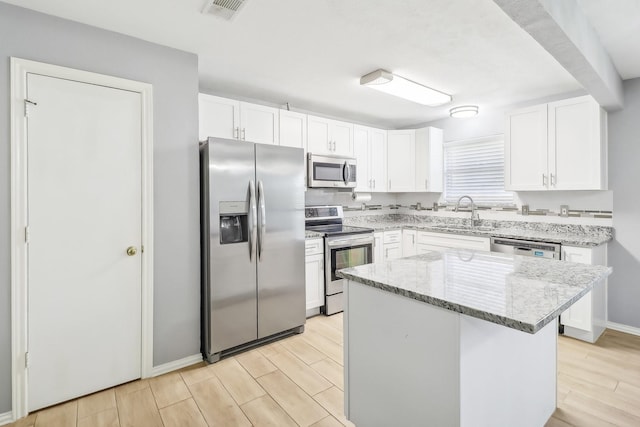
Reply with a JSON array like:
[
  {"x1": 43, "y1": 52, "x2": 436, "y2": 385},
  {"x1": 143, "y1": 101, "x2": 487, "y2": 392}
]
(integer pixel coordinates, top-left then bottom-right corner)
[{"x1": 219, "y1": 201, "x2": 248, "y2": 244}]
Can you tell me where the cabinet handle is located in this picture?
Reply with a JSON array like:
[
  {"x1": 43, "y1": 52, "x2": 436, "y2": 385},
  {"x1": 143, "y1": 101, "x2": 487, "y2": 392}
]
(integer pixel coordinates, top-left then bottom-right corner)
[
  {"x1": 412, "y1": 235, "x2": 415, "y2": 244},
  {"x1": 550, "y1": 173, "x2": 556, "y2": 187},
  {"x1": 332, "y1": 141, "x2": 336, "y2": 151},
  {"x1": 425, "y1": 179, "x2": 428, "y2": 189},
  {"x1": 327, "y1": 141, "x2": 331, "y2": 151},
  {"x1": 542, "y1": 173, "x2": 547, "y2": 187},
  {"x1": 373, "y1": 179, "x2": 376, "y2": 189},
  {"x1": 242, "y1": 128, "x2": 246, "y2": 140},
  {"x1": 234, "y1": 127, "x2": 239, "y2": 139},
  {"x1": 389, "y1": 179, "x2": 391, "y2": 189},
  {"x1": 369, "y1": 179, "x2": 372, "y2": 189}
]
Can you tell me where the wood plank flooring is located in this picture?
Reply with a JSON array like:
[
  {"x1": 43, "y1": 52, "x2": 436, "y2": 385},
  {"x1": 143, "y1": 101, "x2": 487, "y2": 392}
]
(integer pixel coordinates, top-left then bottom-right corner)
[{"x1": 7, "y1": 315, "x2": 640, "y2": 427}]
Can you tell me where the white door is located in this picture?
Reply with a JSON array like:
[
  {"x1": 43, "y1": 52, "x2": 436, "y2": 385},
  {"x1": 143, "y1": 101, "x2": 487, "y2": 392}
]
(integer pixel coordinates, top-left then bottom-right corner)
[
  {"x1": 331, "y1": 120, "x2": 354, "y2": 156},
  {"x1": 279, "y1": 110, "x2": 307, "y2": 149},
  {"x1": 27, "y1": 73, "x2": 142, "y2": 411},
  {"x1": 369, "y1": 128, "x2": 387, "y2": 192},
  {"x1": 353, "y1": 126, "x2": 371, "y2": 192},
  {"x1": 307, "y1": 115, "x2": 332, "y2": 154},
  {"x1": 240, "y1": 102, "x2": 279, "y2": 144},
  {"x1": 387, "y1": 130, "x2": 416, "y2": 192}
]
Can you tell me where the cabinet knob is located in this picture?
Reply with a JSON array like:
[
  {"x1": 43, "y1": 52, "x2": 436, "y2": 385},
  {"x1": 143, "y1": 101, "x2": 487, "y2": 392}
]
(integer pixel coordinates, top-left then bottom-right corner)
[{"x1": 126, "y1": 246, "x2": 137, "y2": 256}]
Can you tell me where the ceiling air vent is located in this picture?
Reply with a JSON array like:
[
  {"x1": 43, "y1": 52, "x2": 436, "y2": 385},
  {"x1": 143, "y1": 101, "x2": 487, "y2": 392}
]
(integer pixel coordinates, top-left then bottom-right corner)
[{"x1": 202, "y1": 0, "x2": 247, "y2": 21}]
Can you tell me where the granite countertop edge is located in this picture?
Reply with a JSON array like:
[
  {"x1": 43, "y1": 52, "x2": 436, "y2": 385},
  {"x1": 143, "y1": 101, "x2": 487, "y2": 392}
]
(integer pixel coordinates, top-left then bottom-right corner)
[
  {"x1": 337, "y1": 266, "x2": 613, "y2": 334},
  {"x1": 340, "y1": 222, "x2": 612, "y2": 247}
]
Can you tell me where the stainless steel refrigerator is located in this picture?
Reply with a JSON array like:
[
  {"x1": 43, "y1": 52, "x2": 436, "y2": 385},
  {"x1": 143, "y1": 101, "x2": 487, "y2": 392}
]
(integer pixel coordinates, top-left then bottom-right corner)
[{"x1": 200, "y1": 137, "x2": 305, "y2": 363}]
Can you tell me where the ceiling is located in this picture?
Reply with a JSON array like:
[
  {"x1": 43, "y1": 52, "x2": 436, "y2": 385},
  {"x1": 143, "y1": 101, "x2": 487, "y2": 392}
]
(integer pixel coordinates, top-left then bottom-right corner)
[{"x1": 3, "y1": 0, "x2": 636, "y2": 128}]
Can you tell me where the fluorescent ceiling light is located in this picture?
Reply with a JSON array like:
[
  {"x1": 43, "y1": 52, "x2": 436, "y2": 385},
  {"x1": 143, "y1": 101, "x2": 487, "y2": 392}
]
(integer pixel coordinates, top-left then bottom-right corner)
[
  {"x1": 360, "y1": 69, "x2": 452, "y2": 107},
  {"x1": 449, "y1": 105, "x2": 479, "y2": 118}
]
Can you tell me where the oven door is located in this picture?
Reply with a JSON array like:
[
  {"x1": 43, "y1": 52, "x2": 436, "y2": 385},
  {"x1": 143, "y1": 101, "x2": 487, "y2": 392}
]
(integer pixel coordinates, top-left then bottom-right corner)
[
  {"x1": 325, "y1": 234, "x2": 374, "y2": 295},
  {"x1": 308, "y1": 154, "x2": 356, "y2": 188}
]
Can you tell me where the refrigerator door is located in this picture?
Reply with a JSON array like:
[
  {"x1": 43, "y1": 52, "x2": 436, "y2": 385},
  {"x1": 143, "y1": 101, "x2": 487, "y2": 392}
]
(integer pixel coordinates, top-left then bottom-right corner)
[
  {"x1": 205, "y1": 138, "x2": 258, "y2": 355},
  {"x1": 255, "y1": 144, "x2": 306, "y2": 339}
]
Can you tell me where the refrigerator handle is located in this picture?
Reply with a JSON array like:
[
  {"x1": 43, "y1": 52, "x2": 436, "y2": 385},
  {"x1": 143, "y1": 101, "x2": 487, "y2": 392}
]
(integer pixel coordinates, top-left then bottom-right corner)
[
  {"x1": 248, "y1": 180, "x2": 257, "y2": 261},
  {"x1": 257, "y1": 180, "x2": 266, "y2": 260}
]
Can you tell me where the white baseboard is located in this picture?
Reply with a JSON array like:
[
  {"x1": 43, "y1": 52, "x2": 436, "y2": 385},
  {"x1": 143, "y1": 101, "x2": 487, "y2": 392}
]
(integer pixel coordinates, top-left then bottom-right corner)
[
  {"x1": 607, "y1": 321, "x2": 640, "y2": 336},
  {"x1": 0, "y1": 411, "x2": 14, "y2": 426},
  {"x1": 150, "y1": 354, "x2": 203, "y2": 377}
]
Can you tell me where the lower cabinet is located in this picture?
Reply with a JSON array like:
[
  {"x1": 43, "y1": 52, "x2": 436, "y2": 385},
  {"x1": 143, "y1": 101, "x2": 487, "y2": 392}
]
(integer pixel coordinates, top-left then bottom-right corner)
[
  {"x1": 374, "y1": 232, "x2": 384, "y2": 263},
  {"x1": 305, "y1": 238, "x2": 324, "y2": 312},
  {"x1": 403, "y1": 229, "x2": 417, "y2": 257},
  {"x1": 416, "y1": 231, "x2": 491, "y2": 252},
  {"x1": 383, "y1": 230, "x2": 403, "y2": 261},
  {"x1": 560, "y1": 245, "x2": 608, "y2": 343}
]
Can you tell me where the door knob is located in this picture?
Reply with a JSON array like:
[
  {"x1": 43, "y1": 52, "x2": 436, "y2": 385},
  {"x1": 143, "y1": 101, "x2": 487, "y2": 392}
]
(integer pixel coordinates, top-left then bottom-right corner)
[{"x1": 126, "y1": 246, "x2": 137, "y2": 256}]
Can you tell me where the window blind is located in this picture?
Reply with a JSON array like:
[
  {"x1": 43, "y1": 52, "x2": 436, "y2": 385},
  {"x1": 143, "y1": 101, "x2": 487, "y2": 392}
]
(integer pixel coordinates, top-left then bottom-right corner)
[{"x1": 443, "y1": 137, "x2": 515, "y2": 205}]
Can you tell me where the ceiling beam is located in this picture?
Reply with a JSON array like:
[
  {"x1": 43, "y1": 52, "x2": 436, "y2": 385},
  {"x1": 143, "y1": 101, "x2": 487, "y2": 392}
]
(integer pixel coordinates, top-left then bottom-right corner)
[{"x1": 493, "y1": 0, "x2": 624, "y2": 110}]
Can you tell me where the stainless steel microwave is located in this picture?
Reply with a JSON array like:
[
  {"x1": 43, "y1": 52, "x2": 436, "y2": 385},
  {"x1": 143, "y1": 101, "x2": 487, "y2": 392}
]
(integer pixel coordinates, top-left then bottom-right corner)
[{"x1": 307, "y1": 153, "x2": 357, "y2": 188}]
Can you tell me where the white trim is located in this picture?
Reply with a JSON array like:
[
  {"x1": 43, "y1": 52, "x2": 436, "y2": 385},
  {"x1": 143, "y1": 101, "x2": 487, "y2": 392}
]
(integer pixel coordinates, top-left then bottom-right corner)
[
  {"x1": 607, "y1": 322, "x2": 640, "y2": 337},
  {"x1": 10, "y1": 57, "x2": 154, "y2": 419},
  {"x1": 150, "y1": 354, "x2": 203, "y2": 377},
  {"x1": 0, "y1": 411, "x2": 14, "y2": 426}
]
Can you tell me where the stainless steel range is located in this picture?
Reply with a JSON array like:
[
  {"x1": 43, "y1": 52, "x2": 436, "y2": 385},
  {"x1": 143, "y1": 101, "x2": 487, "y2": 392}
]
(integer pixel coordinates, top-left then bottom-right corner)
[{"x1": 305, "y1": 206, "x2": 374, "y2": 315}]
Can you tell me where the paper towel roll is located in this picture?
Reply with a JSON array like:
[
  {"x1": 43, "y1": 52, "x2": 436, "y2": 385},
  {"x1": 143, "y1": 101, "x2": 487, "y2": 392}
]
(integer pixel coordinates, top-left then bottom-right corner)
[{"x1": 351, "y1": 192, "x2": 372, "y2": 202}]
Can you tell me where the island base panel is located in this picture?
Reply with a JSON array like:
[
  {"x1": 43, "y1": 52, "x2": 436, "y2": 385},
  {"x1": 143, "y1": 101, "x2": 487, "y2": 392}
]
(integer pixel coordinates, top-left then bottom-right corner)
[{"x1": 345, "y1": 280, "x2": 557, "y2": 427}]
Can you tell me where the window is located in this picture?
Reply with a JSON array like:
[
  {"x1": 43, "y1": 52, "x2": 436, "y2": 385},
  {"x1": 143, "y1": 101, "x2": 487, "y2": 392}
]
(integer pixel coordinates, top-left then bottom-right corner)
[{"x1": 443, "y1": 136, "x2": 515, "y2": 205}]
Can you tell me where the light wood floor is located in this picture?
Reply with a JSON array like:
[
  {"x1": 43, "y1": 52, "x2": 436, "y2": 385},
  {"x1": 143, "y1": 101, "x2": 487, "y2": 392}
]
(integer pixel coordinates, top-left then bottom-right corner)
[{"x1": 7, "y1": 315, "x2": 640, "y2": 427}]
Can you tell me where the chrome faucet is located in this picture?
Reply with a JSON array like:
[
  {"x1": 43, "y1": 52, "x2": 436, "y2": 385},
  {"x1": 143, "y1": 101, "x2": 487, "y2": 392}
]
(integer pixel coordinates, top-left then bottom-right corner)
[{"x1": 454, "y1": 195, "x2": 480, "y2": 227}]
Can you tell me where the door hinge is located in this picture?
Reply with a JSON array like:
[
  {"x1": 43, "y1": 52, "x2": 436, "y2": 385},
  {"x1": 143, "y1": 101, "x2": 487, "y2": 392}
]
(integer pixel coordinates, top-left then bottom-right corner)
[
  {"x1": 24, "y1": 226, "x2": 30, "y2": 243},
  {"x1": 25, "y1": 352, "x2": 30, "y2": 368},
  {"x1": 24, "y1": 99, "x2": 37, "y2": 117}
]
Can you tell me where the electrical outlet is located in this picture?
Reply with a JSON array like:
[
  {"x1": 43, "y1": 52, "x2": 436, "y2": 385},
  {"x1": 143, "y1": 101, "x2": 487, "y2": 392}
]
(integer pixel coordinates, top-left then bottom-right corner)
[
  {"x1": 560, "y1": 205, "x2": 569, "y2": 217},
  {"x1": 522, "y1": 204, "x2": 529, "y2": 216}
]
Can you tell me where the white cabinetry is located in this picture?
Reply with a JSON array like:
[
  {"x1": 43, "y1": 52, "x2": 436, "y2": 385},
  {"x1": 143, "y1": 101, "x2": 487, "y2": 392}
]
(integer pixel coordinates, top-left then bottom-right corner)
[
  {"x1": 307, "y1": 115, "x2": 353, "y2": 156},
  {"x1": 279, "y1": 110, "x2": 307, "y2": 149},
  {"x1": 305, "y1": 239, "x2": 325, "y2": 313},
  {"x1": 505, "y1": 95, "x2": 607, "y2": 191},
  {"x1": 383, "y1": 230, "x2": 403, "y2": 261},
  {"x1": 403, "y1": 229, "x2": 417, "y2": 257},
  {"x1": 199, "y1": 94, "x2": 279, "y2": 145},
  {"x1": 560, "y1": 245, "x2": 608, "y2": 343},
  {"x1": 415, "y1": 127, "x2": 444, "y2": 192},
  {"x1": 354, "y1": 125, "x2": 387, "y2": 192},
  {"x1": 373, "y1": 232, "x2": 384, "y2": 264},
  {"x1": 387, "y1": 130, "x2": 416, "y2": 192},
  {"x1": 416, "y1": 231, "x2": 490, "y2": 252}
]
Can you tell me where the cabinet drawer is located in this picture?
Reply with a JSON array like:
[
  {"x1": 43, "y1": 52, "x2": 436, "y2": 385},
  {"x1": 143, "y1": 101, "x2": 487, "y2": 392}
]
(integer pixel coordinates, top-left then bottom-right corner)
[
  {"x1": 305, "y1": 238, "x2": 323, "y2": 256},
  {"x1": 383, "y1": 230, "x2": 402, "y2": 244},
  {"x1": 417, "y1": 231, "x2": 490, "y2": 251}
]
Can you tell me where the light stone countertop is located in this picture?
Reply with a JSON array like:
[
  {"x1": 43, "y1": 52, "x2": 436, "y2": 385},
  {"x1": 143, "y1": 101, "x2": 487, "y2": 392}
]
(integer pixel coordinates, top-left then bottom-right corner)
[
  {"x1": 305, "y1": 230, "x2": 323, "y2": 239},
  {"x1": 343, "y1": 215, "x2": 613, "y2": 247},
  {"x1": 337, "y1": 250, "x2": 612, "y2": 334}
]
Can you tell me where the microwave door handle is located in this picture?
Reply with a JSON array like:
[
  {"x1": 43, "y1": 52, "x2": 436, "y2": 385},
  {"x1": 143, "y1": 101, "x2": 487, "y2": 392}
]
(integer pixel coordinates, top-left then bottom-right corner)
[
  {"x1": 248, "y1": 180, "x2": 257, "y2": 261},
  {"x1": 257, "y1": 180, "x2": 266, "y2": 260},
  {"x1": 343, "y1": 161, "x2": 350, "y2": 184}
]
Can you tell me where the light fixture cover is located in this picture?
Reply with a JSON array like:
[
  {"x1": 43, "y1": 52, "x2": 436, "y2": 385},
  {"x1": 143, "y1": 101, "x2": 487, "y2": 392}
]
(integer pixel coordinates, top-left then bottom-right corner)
[
  {"x1": 360, "y1": 69, "x2": 452, "y2": 107},
  {"x1": 449, "y1": 105, "x2": 479, "y2": 118}
]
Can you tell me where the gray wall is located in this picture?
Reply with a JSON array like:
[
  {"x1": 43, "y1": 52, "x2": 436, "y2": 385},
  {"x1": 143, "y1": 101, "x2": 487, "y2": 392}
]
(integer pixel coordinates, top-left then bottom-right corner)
[
  {"x1": 608, "y1": 77, "x2": 640, "y2": 328},
  {"x1": 0, "y1": 2, "x2": 200, "y2": 413}
]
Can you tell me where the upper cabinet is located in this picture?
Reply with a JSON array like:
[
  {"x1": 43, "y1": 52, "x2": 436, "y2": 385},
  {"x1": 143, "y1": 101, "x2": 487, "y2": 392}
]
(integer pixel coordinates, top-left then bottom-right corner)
[
  {"x1": 279, "y1": 110, "x2": 307, "y2": 149},
  {"x1": 505, "y1": 95, "x2": 607, "y2": 191},
  {"x1": 354, "y1": 125, "x2": 387, "y2": 192},
  {"x1": 415, "y1": 127, "x2": 444, "y2": 192},
  {"x1": 387, "y1": 130, "x2": 416, "y2": 192},
  {"x1": 199, "y1": 93, "x2": 279, "y2": 145},
  {"x1": 307, "y1": 115, "x2": 354, "y2": 157}
]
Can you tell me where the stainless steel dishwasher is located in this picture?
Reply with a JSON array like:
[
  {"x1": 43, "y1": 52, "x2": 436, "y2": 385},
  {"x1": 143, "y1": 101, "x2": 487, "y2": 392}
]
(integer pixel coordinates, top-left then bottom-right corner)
[{"x1": 490, "y1": 237, "x2": 561, "y2": 260}]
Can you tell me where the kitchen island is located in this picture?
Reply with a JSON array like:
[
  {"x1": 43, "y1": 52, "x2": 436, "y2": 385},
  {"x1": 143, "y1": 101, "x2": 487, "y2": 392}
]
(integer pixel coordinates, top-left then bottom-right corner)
[{"x1": 337, "y1": 250, "x2": 611, "y2": 427}]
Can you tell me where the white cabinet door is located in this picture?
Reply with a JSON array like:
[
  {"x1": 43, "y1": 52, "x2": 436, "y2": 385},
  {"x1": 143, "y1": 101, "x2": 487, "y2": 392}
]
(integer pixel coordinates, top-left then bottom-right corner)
[
  {"x1": 239, "y1": 102, "x2": 279, "y2": 145},
  {"x1": 279, "y1": 110, "x2": 307, "y2": 149},
  {"x1": 415, "y1": 127, "x2": 443, "y2": 192},
  {"x1": 387, "y1": 130, "x2": 416, "y2": 192},
  {"x1": 505, "y1": 104, "x2": 548, "y2": 191},
  {"x1": 307, "y1": 115, "x2": 332, "y2": 154},
  {"x1": 384, "y1": 243, "x2": 402, "y2": 261},
  {"x1": 305, "y1": 253, "x2": 324, "y2": 310},
  {"x1": 198, "y1": 94, "x2": 239, "y2": 141},
  {"x1": 332, "y1": 120, "x2": 354, "y2": 156},
  {"x1": 560, "y1": 246, "x2": 593, "y2": 332},
  {"x1": 374, "y1": 232, "x2": 384, "y2": 263},
  {"x1": 354, "y1": 126, "x2": 371, "y2": 192},
  {"x1": 403, "y1": 230, "x2": 417, "y2": 257},
  {"x1": 370, "y1": 128, "x2": 387, "y2": 192},
  {"x1": 549, "y1": 96, "x2": 605, "y2": 190}
]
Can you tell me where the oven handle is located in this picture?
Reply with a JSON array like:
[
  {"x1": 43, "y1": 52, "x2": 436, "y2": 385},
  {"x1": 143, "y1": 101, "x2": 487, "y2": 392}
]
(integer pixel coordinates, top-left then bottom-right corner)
[{"x1": 327, "y1": 236, "x2": 374, "y2": 248}]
